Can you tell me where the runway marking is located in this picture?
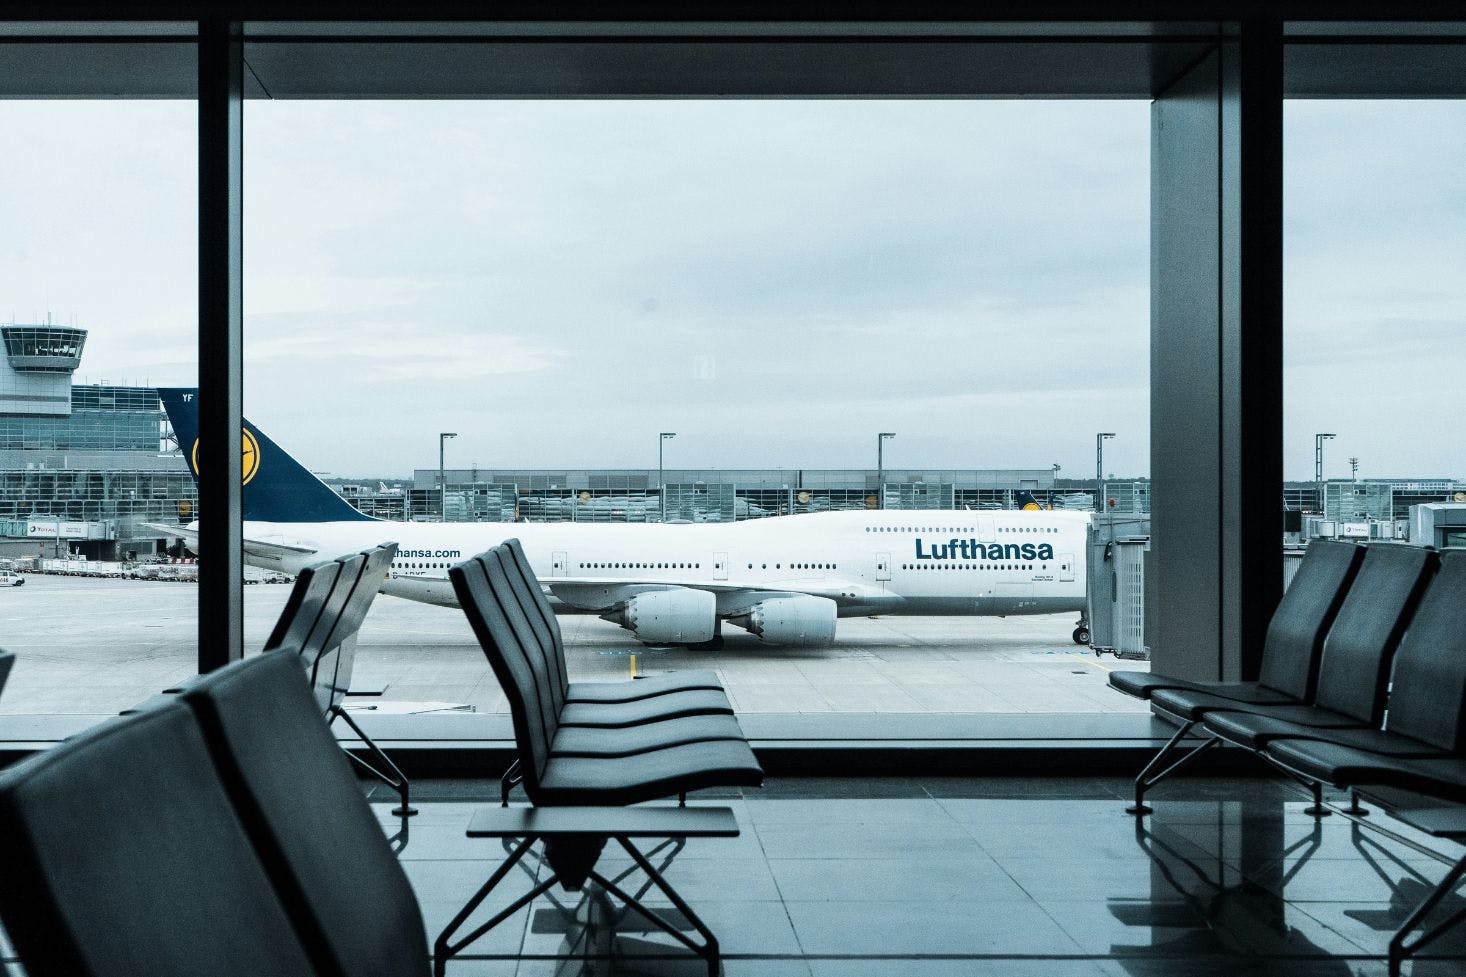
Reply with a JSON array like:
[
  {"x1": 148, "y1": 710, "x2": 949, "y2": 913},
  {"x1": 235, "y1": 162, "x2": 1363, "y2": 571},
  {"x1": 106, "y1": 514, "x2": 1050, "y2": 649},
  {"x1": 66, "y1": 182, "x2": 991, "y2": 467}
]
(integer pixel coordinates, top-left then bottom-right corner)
[{"x1": 1072, "y1": 654, "x2": 1113, "y2": 673}]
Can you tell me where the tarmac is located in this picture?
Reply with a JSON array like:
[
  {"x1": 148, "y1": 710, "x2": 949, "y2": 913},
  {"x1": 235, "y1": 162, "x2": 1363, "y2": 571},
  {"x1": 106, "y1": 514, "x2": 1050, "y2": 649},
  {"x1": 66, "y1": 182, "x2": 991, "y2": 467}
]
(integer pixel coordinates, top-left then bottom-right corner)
[{"x1": 0, "y1": 575, "x2": 1150, "y2": 717}]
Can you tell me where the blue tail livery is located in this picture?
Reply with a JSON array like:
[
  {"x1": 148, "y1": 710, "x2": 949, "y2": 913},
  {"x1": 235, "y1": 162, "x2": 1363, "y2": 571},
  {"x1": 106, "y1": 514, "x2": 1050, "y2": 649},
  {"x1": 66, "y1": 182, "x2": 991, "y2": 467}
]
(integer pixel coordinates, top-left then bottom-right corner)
[
  {"x1": 158, "y1": 388, "x2": 376, "y2": 523},
  {"x1": 1014, "y1": 491, "x2": 1050, "y2": 511}
]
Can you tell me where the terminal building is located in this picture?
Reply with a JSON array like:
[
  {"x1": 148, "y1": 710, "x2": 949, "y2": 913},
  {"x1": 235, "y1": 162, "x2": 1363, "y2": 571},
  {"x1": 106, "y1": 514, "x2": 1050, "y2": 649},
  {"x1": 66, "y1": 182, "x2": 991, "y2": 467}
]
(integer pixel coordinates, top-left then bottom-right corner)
[{"x1": 0, "y1": 324, "x2": 195, "y2": 562}]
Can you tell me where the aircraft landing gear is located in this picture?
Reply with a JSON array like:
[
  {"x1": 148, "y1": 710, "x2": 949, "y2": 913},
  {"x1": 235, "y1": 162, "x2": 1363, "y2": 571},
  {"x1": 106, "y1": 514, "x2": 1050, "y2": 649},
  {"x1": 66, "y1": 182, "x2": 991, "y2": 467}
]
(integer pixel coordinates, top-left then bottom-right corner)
[{"x1": 1072, "y1": 619, "x2": 1091, "y2": 646}]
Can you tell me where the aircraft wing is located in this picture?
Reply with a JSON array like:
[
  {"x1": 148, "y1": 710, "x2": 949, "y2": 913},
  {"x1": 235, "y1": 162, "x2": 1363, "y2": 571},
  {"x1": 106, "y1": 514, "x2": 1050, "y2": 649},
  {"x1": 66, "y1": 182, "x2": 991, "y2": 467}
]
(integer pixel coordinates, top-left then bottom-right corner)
[
  {"x1": 543, "y1": 576, "x2": 895, "y2": 612},
  {"x1": 143, "y1": 523, "x2": 322, "y2": 562}
]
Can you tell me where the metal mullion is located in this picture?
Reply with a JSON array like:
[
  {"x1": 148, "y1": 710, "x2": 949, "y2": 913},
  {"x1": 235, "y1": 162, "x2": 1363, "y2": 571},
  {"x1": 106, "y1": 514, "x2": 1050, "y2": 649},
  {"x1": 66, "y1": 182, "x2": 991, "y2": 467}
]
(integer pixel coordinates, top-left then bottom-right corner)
[{"x1": 197, "y1": 16, "x2": 244, "y2": 674}]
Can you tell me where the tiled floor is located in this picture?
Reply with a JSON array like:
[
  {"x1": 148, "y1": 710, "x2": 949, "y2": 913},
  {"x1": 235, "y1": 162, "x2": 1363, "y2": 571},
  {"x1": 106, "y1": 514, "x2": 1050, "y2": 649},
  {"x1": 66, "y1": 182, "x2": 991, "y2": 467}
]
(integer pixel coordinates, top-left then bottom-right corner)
[{"x1": 363, "y1": 777, "x2": 1466, "y2": 977}]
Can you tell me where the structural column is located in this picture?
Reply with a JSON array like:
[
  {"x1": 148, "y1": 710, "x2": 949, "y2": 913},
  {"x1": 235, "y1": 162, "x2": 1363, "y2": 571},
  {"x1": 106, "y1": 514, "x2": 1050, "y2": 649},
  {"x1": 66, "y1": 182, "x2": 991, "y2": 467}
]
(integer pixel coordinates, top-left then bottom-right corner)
[
  {"x1": 1148, "y1": 21, "x2": 1283, "y2": 681},
  {"x1": 197, "y1": 17, "x2": 244, "y2": 673}
]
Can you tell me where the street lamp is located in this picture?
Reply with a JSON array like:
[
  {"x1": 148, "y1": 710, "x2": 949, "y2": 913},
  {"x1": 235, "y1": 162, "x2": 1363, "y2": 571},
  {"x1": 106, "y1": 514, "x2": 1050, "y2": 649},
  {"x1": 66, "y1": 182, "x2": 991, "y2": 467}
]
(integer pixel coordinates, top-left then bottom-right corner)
[
  {"x1": 438, "y1": 432, "x2": 457, "y2": 522},
  {"x1": 877, "y1": 433, "x2": 896, "y2": 510},
  {"x1": 1096, "y1": 433, "x2": 1115, "y2": 514},
  {"x1": 659, "y1": 432, "x2": 676, "y2": 522},
  {"x1": 1315, "y1": 433, "x2": 1336, "y2": 515}
]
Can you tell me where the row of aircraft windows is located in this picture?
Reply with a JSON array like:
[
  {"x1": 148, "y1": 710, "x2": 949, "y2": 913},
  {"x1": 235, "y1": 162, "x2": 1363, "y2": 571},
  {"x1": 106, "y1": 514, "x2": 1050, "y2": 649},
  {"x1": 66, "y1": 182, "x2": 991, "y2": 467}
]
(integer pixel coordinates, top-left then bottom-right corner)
[
  {"x1": 867, "y1": 526, "x2": 1061, "y2": 534},
  {"x1": 579, "y1": 562, "x2": 701, "y2": 570},
  {"x1": 394, "y1": 561, "x2": 450, "y2": 570},
  {"x1": 901, "y1": 563, "x2": 1042, "y2": 571},
  {"x1": 746, "y1": 562, "x2": 837, "y2": 570}
]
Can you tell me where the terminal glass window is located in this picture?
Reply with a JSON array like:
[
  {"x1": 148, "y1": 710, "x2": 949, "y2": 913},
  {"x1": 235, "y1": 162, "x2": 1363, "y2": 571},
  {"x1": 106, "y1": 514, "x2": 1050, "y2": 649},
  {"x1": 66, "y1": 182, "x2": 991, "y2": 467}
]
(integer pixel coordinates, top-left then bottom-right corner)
[
  {"x1": 1284, "y1": 101, "x2": 1466, "y2": 536},
  {"x1": 0, "y1": 98, "x2": 199, "y2": 716},
  {"x1": 243, "y1": 99, "x2": 1151, "y2": 719}
]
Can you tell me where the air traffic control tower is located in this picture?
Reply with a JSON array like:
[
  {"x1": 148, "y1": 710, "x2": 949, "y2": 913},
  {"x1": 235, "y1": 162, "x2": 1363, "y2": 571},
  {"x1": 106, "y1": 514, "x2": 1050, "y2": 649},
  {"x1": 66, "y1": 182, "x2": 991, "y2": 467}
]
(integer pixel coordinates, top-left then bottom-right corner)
[{"x1": 0, "y1": 324, "x2": 86, "y2": 415}]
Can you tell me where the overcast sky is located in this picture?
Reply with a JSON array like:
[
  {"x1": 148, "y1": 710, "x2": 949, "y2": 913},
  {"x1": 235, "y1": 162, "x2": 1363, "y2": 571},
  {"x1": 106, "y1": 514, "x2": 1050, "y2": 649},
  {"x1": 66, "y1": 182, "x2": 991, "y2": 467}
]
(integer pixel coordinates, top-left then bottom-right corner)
[{"x1": 1, "y1": 99, "x2": 1462, "y2": 481}]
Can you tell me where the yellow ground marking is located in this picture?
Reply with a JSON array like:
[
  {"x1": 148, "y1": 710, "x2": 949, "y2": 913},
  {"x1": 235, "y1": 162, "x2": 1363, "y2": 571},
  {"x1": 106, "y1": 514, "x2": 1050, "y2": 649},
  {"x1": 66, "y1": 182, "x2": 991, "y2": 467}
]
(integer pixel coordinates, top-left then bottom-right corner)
[
  {"x1": 1072, "y1": 654, "x2": 1113, "y2": 673},
  {"x1": 630, "y1": 654, "x2": 637, "y2": 678}
]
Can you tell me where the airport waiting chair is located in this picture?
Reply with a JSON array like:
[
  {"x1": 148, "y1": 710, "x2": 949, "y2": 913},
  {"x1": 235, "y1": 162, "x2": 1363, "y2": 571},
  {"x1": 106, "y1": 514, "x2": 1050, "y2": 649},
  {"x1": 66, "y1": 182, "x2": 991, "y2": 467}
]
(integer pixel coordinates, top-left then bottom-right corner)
[
  {"x1": 1129, "y1": 543, "x2": 1437, "y2": 814},
  {"x1": 1264, "y1": 549, "x2": 1466, "y2": 792},
  {"x1": 1110, "y1": 538, "x2": 1363, "y2": 704},
  {"x1": 489, "y1": 546, "x2": 734, "y2": 727},
  {"x1": 1115, "y1": 539, "x2": 1364, "y2": 813},
  {"x1": 1254, "y1": 551, "x2": 1466, "y2": 976},
  {"x1": 263, "y1": 542, "x2": 416, "y2": 815},
  {"x1": 450, "y1": 546, "x2": 764, "y2": 808},
  {"x1": 180, "y1": 651, "x2": 431, "y2": 977},
  {"x1": 500, "y1": 537, "x2": 728, "y2": 704},
  {"x1": 0, "y1": 702, "x2": 319, "y2": 977},
  {"x1": 1200, "y1": 544, "x2": 1438, "y2": 755},
  {"x1": 474, "y1": 546, "x2": 755, "y2": 805}
]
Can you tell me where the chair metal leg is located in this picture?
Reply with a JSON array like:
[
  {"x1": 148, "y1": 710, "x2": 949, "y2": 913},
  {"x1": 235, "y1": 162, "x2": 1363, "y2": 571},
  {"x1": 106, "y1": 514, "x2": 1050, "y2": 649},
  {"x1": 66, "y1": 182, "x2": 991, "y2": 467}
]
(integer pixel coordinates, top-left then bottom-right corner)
[
  {"x1": 500, "y1": 758, "x2": 523, "y2": 808},
  {"x1": 330, "y1": 705, "x2": 417, "y2": 816},
  {"x1": 1301, "y1": 779, "x2": 1333, "y2": 818},
  {"x1": 433, "y1": 835, "x2": 555, "y2": 977},
  {"x1": 1127, "y1": 721, "x2": 1219, "y2": 816},
  {"x1": 1389, "y1": 852, "x2": 1466, "y2": 977},
  {"x1": 585, "y1": 836, "x2": 722, "y2": 977}
]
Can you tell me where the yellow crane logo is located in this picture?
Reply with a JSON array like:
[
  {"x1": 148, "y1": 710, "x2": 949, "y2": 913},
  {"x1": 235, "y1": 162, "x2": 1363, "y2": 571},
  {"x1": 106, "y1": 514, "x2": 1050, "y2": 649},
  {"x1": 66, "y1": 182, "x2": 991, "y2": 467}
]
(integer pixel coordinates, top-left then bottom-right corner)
[{"x1": 190, "y1": 430, "x2": 261, "y2": 486}]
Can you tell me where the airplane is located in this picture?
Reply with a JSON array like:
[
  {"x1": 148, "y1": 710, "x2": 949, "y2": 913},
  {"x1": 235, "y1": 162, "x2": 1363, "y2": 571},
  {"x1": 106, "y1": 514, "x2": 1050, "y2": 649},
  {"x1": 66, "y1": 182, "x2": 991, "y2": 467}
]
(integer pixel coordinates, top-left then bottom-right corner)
[{"x1": 155, "y1": 388, "x2": 1092, "y2": 647}]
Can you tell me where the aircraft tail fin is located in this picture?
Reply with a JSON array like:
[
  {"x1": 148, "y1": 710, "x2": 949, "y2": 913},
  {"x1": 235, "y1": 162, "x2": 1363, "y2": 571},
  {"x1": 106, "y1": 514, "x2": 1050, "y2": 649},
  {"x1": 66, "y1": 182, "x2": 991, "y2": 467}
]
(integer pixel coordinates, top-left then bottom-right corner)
[{"x1": 158, "y1": 388, "x2": 377, "y2": 524}]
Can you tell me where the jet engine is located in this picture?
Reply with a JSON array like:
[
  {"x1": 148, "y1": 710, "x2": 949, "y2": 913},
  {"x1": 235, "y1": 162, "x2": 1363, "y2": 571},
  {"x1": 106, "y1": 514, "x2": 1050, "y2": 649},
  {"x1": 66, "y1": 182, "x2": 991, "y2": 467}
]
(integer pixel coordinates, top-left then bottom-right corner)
[
  {"x1": 600, "y1": 588, "x2": 716, "y2": 644},
  {"x1": 727, "y1": 594, "x2": 838, "y2": 646}
]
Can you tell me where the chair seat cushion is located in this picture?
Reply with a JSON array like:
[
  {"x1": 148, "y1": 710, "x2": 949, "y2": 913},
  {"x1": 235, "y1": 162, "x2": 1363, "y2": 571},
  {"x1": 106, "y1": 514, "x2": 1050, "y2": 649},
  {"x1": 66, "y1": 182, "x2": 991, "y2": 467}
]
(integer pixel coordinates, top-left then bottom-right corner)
[
  {"x1": 1264, "y1": 739, "x2": 1466, "y2": 801},
  {"x1": 559, "y1": 689, "x2": 733, "y2": 728},
  {"x1": 1203, "y1": 708, "x2": 1367, "y2": 750},
  {"x1": 567, "y1": 670, "x2": 724, "y2": 704},
  {"x1": 1149, "y1": 687, "x2": 1303, "y2": 722},
  {"x1": 1109, "y1": 672, "x2": 1295, "y2": 703},
  {"x1": 537, "y1": 739, "x2": 764, "y2": 806},
  {"x1": 551, "y1": 713, "x2": 747, "y2": 758}
]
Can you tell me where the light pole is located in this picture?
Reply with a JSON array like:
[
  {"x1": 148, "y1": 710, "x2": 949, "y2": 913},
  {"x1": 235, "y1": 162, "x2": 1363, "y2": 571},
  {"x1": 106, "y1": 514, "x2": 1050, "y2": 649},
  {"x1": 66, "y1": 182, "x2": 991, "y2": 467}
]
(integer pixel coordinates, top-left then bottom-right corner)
[
  {"x1": 877, "y1": 432, "x2": 896, "y2": 509},
  {"x1": 1096, "y1": 433, "x2": 1115, "y2": 514},
  {"x1": 1315, "y1": 432, "x2": 1336, "y2": 515},
  {"x1": 438, "y1": 432, "x2": 457, "y2": 522},
  {"x1": 659, "y1": 432, "x2": 676, "y2": 522}
]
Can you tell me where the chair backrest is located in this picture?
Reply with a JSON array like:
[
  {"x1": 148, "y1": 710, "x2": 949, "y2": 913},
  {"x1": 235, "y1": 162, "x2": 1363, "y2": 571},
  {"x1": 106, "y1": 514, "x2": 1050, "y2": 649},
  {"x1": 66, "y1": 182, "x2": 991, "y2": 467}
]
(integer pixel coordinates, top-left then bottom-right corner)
[
  {"x1": 264, "y1": 561, "x2": 345, "y2": 693},
  {"x1": 317, "y1": 543, "x2": 397, "y2": 710},
  {"x1": 502, "y1": 537, "x2": 570, "y2": 695},
  {"x1": 495, "y1": 540, "x2": 567, "y2": 715},
  {"x1": 1258, "y1": 539, "x2": 1364, "y2": 699},
  {"x1": 0, "y1": 702, "x2": 318, "y2": 977},
  {"x1": 485, "y1": 547, "x2": 566, "y2": 726},
  {"x1": 0, "y1": 650, "x2": 13, "y2": 702},
  {"x1": 1382, "y1": 549, "x2": 1466, "y2": 752},
  {"x1": 1313, "y1": 543, "x2": 1438, "y2": 723},
  {"x1": 448, "y1": 550, "x2": 556, "y2": 797},
  {"x1": 181, "y1": 652, "x2": 429, "y2": 977}
]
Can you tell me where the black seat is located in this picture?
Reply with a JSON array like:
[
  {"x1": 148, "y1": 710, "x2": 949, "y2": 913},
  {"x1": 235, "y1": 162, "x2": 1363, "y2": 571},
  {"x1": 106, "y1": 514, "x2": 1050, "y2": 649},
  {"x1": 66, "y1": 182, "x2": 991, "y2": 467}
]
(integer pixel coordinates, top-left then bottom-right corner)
[
  {"x1": 0, "y1": 650, "x2": 13, "y2": 702},
  {"x1": 498, "y1": 538, "x2": 729, "y2": 706},
  {"x1": 1120, "y1": 538, "x2": 1364, "y2": 814},
  {"x1": 262, "y1": 543, "x2": 415, "y2": 815},
  {"x1": 264, "y1": 558, "x2": 346, "y2": 705},
  {"x1": 181, "y1": 652, "x2": 430, "y2": 977},
  {"x1": 1184, "y1": 544, "x2": 1437, "y2": 746},
  {"x1": 1109, "y1": 538, "x2": 1363, "y2": 703},
  {"x1": 0, "y1": 702, "x2": 318, "y2": 977},
  {"x1": 450, "y1": 546, "x2": 763, "y2": 808},
  {"x1": 484, "y1": 546, "x2": 734, "y2": 726},
  {"x1": 1265, "y1": 549, "x2": 1466, "y2": 787}
]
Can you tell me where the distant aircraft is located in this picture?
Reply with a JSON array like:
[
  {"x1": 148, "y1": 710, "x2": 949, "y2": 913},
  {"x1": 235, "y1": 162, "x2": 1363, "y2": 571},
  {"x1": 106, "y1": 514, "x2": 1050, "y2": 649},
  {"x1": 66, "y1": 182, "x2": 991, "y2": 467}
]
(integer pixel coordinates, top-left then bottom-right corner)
[{"x1": 156, "y1": 389, "x2": 1091, "y2": 647}]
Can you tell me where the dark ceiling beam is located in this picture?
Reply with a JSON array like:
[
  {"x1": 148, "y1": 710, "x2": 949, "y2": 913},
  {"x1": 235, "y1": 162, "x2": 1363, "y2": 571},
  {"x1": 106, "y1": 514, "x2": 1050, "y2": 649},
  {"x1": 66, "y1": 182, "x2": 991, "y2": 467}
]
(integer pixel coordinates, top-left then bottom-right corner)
[{"x1": 4, "y1": 3, "x2": 1466, "y2": 24}]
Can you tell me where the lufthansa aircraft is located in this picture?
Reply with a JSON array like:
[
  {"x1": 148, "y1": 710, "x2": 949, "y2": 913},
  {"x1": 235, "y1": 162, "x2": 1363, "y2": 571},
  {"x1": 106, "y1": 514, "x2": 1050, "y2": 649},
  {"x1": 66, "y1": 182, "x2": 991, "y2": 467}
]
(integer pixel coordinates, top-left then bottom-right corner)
[{"x1": 157, "y1": 389, "x2": 1091, "y2": 647}]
